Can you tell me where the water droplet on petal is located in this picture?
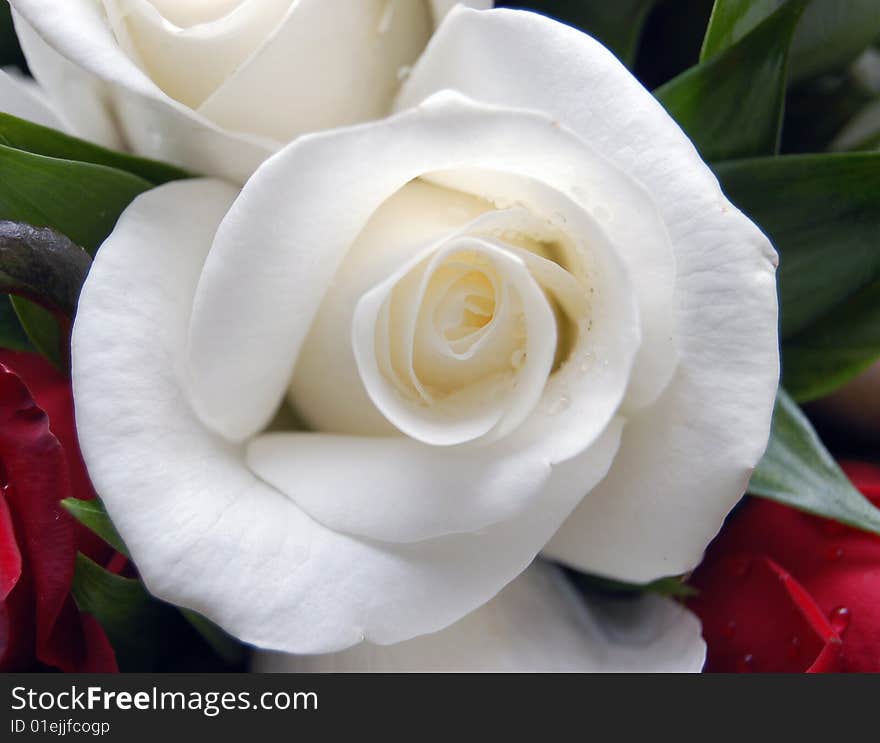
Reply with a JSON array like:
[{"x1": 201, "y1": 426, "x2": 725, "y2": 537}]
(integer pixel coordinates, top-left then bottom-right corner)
[
  {"x1": 723, "y1": 620, "x2": 736, "y2": 639},
  {"x1": 377, "y1": 1, "x2": 394, "y2": 33},
  {"x1": 788, "y1": 635, "x2": 802, "y2": 660},
  {"x1": 571, "y1": 185, "x2": 589, "y2": 203},
  {"x1": 825, "y1": 545, "x2": 845, "y2": 562},
  {"x1": 829, "y1": 606, "x2": 851, "y2": 636},
  {"x1": 396, "y1": 65, "x2": 412, "y2": 82},
  {"x1": 736, "y1": 654, "x2": 755, "y2": 672},
  {"x1": 546, "y1": 395, "x2": 571, "y2": 415},
  {"x1": 725, "y1": 555, "x2": 752, "y2": 579},
  {"x1": 0, "y1": 459, "x2": 8, "y2": 491}
]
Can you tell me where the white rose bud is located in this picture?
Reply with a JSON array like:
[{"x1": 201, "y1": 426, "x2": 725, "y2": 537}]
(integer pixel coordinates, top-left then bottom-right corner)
[
  {"x1": 8, "y1": 0, "x2": 490, "y2": 182},
  {"x1": 71, "y1": 9, "x2": 778, "y2": 667}
]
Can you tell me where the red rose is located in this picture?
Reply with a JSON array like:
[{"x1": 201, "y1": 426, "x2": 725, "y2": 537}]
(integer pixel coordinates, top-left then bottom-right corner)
[
  {"x1": 0, "y1": 349, "x2": 117, "y2": 672},
  {"x1": 688, "y1": 461, "x2": 880, "y2": 672}
]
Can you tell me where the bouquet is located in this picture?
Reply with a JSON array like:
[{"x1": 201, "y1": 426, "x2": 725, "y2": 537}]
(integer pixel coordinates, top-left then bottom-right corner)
[{"x1": 1, "y1": 0, "x2": 879, "y2": 674}]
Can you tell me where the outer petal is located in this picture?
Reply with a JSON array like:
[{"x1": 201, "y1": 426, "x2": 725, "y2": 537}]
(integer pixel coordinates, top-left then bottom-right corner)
[
  {"x1": 0, "y1": 68, "x2": 64, "y2": 129},
  {"x1": 0, "y1": 495, "x2": 22, "y2": 602},
  {"x1": 399, "y1": 7, "x2": 779, "y2": 582},
  {"x1": 72, "y1": 179, "x2": 624, "y2": 653},
  {"x1": 102, "y1": 0, "x2": 292, "y2": 109},
  {"x1": 198, "y1": 0, "x2": 433, "y2": 143},
  {"x1": 430, "y1": 0, "x2": 492, "y2": 25},
  {"x1": 254, "y1": 561, "x2": 706, "y2": 672},
  {"x1": 11, "y1": 1, "x2": 274, "y2": 182}
]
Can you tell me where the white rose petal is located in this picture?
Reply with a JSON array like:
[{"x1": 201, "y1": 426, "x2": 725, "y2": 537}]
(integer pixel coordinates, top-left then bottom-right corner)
[
  {"x1": 71, "y1": 9, "x2": 778, "y2": 656},
  {"x1": 0, "y1": 66, "x2": 63, "y2": 129},
  {"x1": 9, "y1": 0, "x2": 492, "y2": 182},
  {"x1": 254, "y1": 561, "x2": 707, "y2": 672}
]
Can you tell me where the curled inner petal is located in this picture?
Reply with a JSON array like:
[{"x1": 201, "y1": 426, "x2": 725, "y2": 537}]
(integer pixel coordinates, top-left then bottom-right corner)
[
  {"x1": 145, "y1": 0, "x2": 246, "y2": 27},
  {"x1": 353, "y1": 234, "x2": 573, "y2": 447}
]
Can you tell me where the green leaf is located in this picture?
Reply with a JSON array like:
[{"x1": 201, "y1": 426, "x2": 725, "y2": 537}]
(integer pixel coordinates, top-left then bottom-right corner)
[
  {"x1": 71, "y1": 553, "x2": 168, "y2": 671},
  {"x1": 715, "y1": 153, "x2": 880, "y2": 400},
  {"x1": 0, "y1": 144, "x2": 151, "y2": 362},
  {"x1": 750, "y1": 388, "x2": 880, "y2": 534},
  {"x1": 655, "y1": 0, "x2": 807, "y2": 161},
  {"x1": 10, "y1": 298, "x2": 61, "y2": 368},
  {"x1": 62, "y1": 498, "x2": 130, "y2": 558},
  {"x1": 180, "y1": 610, "x2": 247, "y2": 666},
  {"x1": 0, "y1": 112, "x2": 189, "y2": 186},
  {"x1": 782, "y1": 279, "x2": 880, "y2": 401},
  {"x1": 0, "y1": 297, "x2": 34, "y2": 352},
  {"x1": 832, "y1": 98, "x2": 880, "y2": 152},
  {"x1": 701, "y1": 0, "x2": 789, "y2": 60},
  {"x1": 500, "y1": 1, "x2": 658, "y2": 67},
  {"x1": 790, "y1": 0, "x2": 880, "y2": 84},
  {"x1": 782, "y1": 72, "x2": 877, "y2": 153},
  {"x1": 700, "y1": 0, "x2": 880, "y2": 83},
  {"x1": 568, "y1": 571, "x2": 698, "y2": 599},
  {"x1": 0, "y1": 143, "x2": 153, "y2": 254},
  {"x1": 716, "y1": 153, "x2": 880, "y2": 338}
]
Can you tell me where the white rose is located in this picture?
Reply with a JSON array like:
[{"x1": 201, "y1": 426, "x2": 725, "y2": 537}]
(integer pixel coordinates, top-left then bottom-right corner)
[
  {"x1": 8, "y1": 0, "x2": 490, "y2": 182},
  {"x1": 71, "y1": 9, "x2": 778, "y2": 667}
]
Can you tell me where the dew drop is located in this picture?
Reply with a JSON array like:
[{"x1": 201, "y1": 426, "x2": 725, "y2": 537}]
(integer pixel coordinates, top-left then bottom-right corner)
[
  {"x1": 546, "y1": 395, "x2": 570, "y2": 415},
  {"x1": 723, "y1": 620, "x2": 736, "y2": 639},
  {"x1": 571, "y1": 185, "x2": 589, "y2": 203},
  {"x1": 396, "y1": 65, "x2": 412, "y2": 83},
  {"x1": 736, "y1": 654, "x2": 755, "y2": 673},
  {"x1": 829, "y1": 606, "x2": 851, "y2": 636},
  {"x1": 725, "y1": 555, "x2": 752, "y2": 579},
  {"x1": 825, "y1": 545, "x2": 845, "y2": 562},
  {"x1": 0, "y1": 458, "x2": 8, "y2": 491},
  {"x1": 788, "y1": 635, "x2": 802, "y2": 660},
  {"x1": 377, "y1": 0, "x2": 394, "y2": 34}
]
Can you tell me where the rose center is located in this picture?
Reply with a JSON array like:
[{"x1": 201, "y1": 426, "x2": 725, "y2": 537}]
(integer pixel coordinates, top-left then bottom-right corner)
[
  {"x1": 436, "y1": 270, "x2": 495, "y2": 343},
  {"x1": 351, "y1": 230, "x2": 566, "y2": 446}
]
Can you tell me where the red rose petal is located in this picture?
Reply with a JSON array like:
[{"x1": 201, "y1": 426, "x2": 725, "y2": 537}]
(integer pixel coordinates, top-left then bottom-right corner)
[
  {"x1": 0, "y1": 350, "x2": 98, "y2": 502},
  {"x1": 0, "y1": 363, "x2": 78, "y2": 666},
  {"x1": 0, "y1": 351, "x2": 112, "y2": 565},
  {"x1": 0, "y1": 492, "x2": 22, "y2": 601},
  {"x1": 839, "y1": 461, "x2": 880, "y2": 503},
  {"x1": 690, "y1": 461, "x2": 880, "y2": 672},
  {"x1": 0, "y1": 360, "x2": 116, "y2": 672},
  {"x1": 690, "y1": 552, "x2": 842, "y2": 672},
  {"x1": 78, "y1": 614, "x2": 119, "y2": 673},
  {"x1": 0, "y1": 563, "x2": 35, "y2": 671}
]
